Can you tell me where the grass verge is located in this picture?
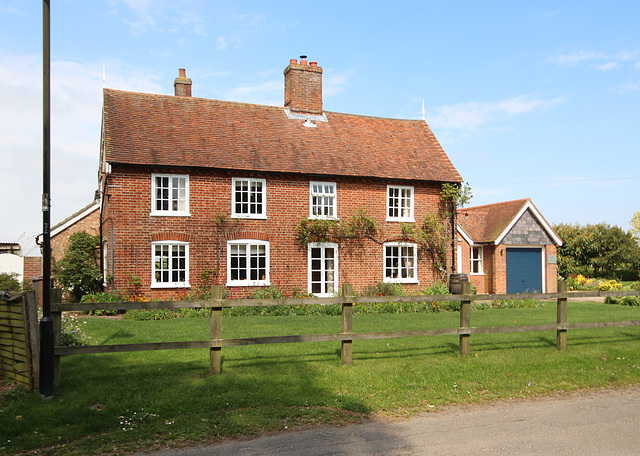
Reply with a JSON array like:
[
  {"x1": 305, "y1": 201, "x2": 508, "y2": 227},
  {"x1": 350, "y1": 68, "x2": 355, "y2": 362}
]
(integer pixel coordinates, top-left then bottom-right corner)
[{"x1": 2, "y1": 301, "x2": 640, "y2": 455}]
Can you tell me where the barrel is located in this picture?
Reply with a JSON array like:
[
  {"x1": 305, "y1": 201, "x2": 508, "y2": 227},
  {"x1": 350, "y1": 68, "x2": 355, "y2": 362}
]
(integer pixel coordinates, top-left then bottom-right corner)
[{"x1": 449, "y1": 273, "x2": 469, "y2": 294}]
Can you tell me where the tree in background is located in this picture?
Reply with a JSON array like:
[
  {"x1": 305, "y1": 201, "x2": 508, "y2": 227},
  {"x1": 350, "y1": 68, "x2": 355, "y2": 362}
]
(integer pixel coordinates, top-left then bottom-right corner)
[
  {"x1": 631, "y1": 211, "x2": 640, "y2": 242},
  {"x1": 55, "y1": 231, "x2": 103, "y2": 302},
  {"x1": 554, "y1": 222, "x2": 640, "y2": 280},
  {"x1": 0, "y1": 272, "x2": 22, "y2": 292}
]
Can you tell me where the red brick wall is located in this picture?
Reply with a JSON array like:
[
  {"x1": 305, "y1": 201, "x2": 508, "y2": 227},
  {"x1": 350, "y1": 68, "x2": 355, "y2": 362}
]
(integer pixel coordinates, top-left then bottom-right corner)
[
  {"x1": 102, "y1": 166, "x2": 452, "y2": 299},
  {"x1": 50, "y1": 208, "x2": 100, "y2": 264},
  {"x1": 23, "y1": 256, "x2": 42, "y2": 283}
]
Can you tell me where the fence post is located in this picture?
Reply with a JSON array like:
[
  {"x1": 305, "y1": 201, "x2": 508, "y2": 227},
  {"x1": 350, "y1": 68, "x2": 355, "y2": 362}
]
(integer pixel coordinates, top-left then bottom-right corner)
[
  {"x1": 210, "y1": 285, "x2": 224, "y2": 375},
  {"x1": 459, "y1": 281, "x2": 472, "y2": 356},
  {"x1": 50, "y1": 289, "x2": 62, "y2": 387},
  {"x1": 341, "y1": 283, "x2": 354, "y2": 365},
  {"x1": 557, "y1": 279, "x2": 567, "y2": 351}
]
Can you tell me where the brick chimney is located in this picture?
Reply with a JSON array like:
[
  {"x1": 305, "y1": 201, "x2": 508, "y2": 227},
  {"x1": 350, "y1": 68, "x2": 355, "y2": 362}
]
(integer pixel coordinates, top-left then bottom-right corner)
[
  {"x1": 174, "y1": 68, "x2": 192, "y2": 97},
  {"x1": 284, "y1": 57, "x2": 323, "y2": 115}
]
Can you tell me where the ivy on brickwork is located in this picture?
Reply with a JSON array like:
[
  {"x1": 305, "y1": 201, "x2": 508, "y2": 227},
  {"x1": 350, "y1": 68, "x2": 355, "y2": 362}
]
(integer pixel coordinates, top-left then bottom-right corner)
[{"x1": 295, "y1": 208, "x2": 378, "y2": 248}]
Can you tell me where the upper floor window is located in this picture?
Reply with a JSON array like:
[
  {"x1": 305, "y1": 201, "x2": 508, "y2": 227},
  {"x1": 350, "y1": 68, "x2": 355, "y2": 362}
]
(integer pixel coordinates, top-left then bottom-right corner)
[
  {"x1": 310, "y1": 181, "x2": 337, "y2": 219},
  {"x1": 152, "y1": 241, "x2": 190, "y2": 288},
  {"x1": 387, "y1": 185, "x2": 414, "y2": 222},
  {"x1": 232, "y1": 178, "x2": 266, "y2": 219},
  {"x1": 227, "y1": 240, "x2": 270, "y2": 286},
  {"x1": 471, "y1": 245, "x2": 484, "y2": 275},
  {"x1": 384, "y1": 242, "x2": 418, "y2": 283},
  {"x1": 151, "y1": 173, "x2": 189, "y2": 216}
]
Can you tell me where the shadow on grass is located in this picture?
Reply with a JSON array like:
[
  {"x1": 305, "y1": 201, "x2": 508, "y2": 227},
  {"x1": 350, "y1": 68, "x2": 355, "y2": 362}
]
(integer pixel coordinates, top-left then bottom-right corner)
[{"x1": 1, "y1": 348, "x2": 413, "y2": 455}]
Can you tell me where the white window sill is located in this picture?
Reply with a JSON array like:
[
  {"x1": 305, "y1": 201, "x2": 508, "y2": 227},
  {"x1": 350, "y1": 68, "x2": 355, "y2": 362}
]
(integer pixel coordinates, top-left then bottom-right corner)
[
  {"x1": 308, "y1": 215, "x2": 339, "y2": 221},
  {"x1": 226, "y1": 280, "x2": 271, "y2": 287},
  {"x1": 231, "y1": 214, "x2": 268, "y2": 220},
  {"x1": 150, "y1": 212, "x2": 191, "y2": 217},
  {"x1": 470, "y1": 272, "x2": 485, "y2": 276},
  {"x1": 386, "y1": 217, "x2": 415, "y2": 223},
  {"x1": 383, "y1": 278, "x2": 419, "y2": 284},
  {"x1": 151, "y1": 282, "x2": 191, "y2": 289}
]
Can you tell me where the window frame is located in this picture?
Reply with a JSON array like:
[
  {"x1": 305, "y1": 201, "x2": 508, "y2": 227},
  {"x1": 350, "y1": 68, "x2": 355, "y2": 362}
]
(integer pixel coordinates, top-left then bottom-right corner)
[
  {"x1": 383, "y1": 242, "x2": 418, "y2": 284},
  {"x1": 150, "y1": 173, "x2": 190, "y2": 216},
  {"x1": 151, "y1": 241, "x2": 190, "y2": 289},
  {"x1": 307, "y1": 242, "x2": 339, "y2": 297},
  {"x1": 231, "y1": 177, "x2": 267, "y2": 219},
  {"x1": 226, "y1": 239, "x2": 270, "y2": 287},
  {"x1": 309, "y1": 181, "x2": 337, "y2": 220},
  {"x1": 471, "y1": 245, "x2": 484, "y2": 275},
  {"x1": 386, "y1": 185, "x2": 415, "y2": 222}
]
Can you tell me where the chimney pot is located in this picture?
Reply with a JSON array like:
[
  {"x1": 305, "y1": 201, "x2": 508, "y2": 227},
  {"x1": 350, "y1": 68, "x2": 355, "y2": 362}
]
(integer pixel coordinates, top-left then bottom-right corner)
[
  {"x1": 290, "y1": 59, "x2": 298, "y2": 65},
  {"x1": 310, "y1": 61, "x2": 317, "y2": 67},
  {"x1": 179, "y1": 68, "x2": 186, "y2": 78}
]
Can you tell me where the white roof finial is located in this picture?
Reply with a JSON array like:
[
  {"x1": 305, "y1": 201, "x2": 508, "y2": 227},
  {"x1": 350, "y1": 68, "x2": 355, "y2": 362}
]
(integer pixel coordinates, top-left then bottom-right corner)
[
  {"x1": 421, "y1": 99, "x2": 425, "y2": 121},
  {"x1": 102, "y1": 63, "x2": 106, "y2": 88}
]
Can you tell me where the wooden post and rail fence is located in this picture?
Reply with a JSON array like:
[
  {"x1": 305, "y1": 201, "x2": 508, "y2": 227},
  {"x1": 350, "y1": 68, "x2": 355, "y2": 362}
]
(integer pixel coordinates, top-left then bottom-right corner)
[{"x1": 2, "y1": 282, "x2": 640, "y2": 388}]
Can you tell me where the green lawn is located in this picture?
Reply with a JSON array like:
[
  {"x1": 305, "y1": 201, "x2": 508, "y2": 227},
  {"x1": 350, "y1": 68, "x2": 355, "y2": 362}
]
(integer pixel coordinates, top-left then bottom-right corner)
[{"x1": 2, "y1": 302, "x2": 640, "y2": 455}]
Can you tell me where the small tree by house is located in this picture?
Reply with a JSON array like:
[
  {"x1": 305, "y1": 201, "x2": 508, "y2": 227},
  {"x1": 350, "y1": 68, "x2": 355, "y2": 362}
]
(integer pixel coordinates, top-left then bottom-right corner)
[{"x1": 56, "y1": 231, "x2": 103, "y2": 301}]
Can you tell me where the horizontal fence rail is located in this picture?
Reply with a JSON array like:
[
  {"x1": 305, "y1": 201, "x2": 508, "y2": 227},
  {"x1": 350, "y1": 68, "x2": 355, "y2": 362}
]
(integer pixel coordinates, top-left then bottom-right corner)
[{"x1": 49, "y1": 281, "x2": 640, "y2": 383}]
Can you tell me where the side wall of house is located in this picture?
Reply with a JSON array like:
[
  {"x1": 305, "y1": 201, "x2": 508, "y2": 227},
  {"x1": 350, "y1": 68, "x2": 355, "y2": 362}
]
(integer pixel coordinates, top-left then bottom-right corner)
[
  {"x1": 50, "y1": 209, "x2": 101, "y2": 263},
  {"x1": 101, "y1": 166, "x2": 451, "y2": 299}
]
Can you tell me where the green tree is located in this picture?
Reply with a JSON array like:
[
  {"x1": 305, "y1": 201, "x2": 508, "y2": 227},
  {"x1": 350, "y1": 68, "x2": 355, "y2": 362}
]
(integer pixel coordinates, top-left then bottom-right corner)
[
  {"x1": 56, "y1": 231, "x2": 103, "y2": 301},
  {"x1": 0, "y1": 272, "x2": 22, "y2": 292},
  {"x1": 631, "y1": 211, "x2": 640, "y2": 242},
  {"x1": 554, "y1": 222, "x2": 640, "y2": 280}
]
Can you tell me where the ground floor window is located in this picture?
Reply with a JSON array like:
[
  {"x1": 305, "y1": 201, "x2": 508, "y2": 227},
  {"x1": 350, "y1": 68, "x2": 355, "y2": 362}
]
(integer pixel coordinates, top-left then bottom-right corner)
[
  {"x1": 227, "y1": 240, "x2": 270, "y2": 286},
  {"x1": 471, "y1": 245, "x2": 484, "y2": 275},
  {"x1": 384, "y1": 242, "x2": 418, "y2": 283},
  {"x1": 152, "y1": 241, "x2": 189, "y2": 288},
  {"x1": 308, "y1": 243, "x2": 338, "y2": 296}
]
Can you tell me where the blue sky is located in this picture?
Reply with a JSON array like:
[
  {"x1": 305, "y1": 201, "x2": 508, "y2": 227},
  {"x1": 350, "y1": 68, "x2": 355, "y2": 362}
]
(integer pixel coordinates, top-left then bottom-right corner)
[{"x1": 1, "y1": 0, "x2": 639, "y2": 255}]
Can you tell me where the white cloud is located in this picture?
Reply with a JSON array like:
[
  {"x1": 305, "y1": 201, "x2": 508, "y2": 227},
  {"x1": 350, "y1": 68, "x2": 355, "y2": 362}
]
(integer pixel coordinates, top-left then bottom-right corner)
[
  {"x1": 429, "y1": 95, "x2": 563, "y2": 132},
  {"x1": 615, "y1": 80, "x2": 640, "y2": 93},
  {"x1": 547, "y1": 49, "x2": 640, "y2": 71},
  {"x1": 323, "y1": 70, "x2": 356, "y2": 97},
  {"x1": 217, "y1": 36, "x2": 228, "y2": 51}
]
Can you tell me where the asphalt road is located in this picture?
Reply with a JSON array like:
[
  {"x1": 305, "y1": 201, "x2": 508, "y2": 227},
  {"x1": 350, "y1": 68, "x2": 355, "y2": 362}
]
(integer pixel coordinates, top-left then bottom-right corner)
[{"x1": 136, "y1": 386, "x2": 640, "y2": 455}]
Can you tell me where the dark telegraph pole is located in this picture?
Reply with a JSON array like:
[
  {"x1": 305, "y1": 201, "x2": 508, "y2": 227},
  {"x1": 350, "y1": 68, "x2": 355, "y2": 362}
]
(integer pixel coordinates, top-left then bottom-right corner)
[{"x1": 40, "y1": 0, "x2": 54, "y2": 398}]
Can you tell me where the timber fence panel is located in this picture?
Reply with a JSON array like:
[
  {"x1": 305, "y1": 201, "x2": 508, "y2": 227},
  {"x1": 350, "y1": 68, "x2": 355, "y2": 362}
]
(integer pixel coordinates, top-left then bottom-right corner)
[{"x1": 0, "y1": 292, "x2": 39, "y2": 389}]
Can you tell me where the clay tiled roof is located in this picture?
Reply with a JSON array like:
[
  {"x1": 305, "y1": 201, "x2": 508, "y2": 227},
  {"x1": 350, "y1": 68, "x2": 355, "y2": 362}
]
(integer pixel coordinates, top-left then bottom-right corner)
[
  {"x1": 458, "y1": 198, "x2": 560, "y2": 244},
  {"x1": 102, "y1": 89, "x2": 462, "y2": 183}
]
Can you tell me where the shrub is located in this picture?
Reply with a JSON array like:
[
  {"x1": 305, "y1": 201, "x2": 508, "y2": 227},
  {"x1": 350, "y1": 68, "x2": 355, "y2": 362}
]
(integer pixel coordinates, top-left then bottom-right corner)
[
  {"x1": 80, "y1": 291, "x2": 126, "y2": 316},
  {"x1": 0, "y1": 272, "x2": 21, "y2": 292},
  {"x1": 598, "y1": 279, "x2": 622, "y2": 291}
]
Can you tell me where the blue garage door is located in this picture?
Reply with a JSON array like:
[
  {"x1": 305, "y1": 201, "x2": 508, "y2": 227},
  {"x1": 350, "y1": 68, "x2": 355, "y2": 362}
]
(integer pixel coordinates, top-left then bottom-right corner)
[{"x1": 506, "y1": 248, "x2": 542, "y2": 294}]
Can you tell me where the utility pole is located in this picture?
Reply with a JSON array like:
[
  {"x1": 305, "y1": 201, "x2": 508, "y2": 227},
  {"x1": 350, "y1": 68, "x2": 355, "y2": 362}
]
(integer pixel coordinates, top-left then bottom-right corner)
[{"x1": 40, "y1": 0, "x2": 54, "y2": 399}]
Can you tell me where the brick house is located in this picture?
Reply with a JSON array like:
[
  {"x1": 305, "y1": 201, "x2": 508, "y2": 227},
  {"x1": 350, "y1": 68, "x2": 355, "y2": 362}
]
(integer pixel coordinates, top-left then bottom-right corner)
[
  {"x1": 50, "y1": 200, "x2": 101, "y2": 264},
  {"x1": 456, "y1": 198, "x2": 562, "y2": 294},
  {"x1": 99, "y1": 58, "x2": 463, "y2": 299}
]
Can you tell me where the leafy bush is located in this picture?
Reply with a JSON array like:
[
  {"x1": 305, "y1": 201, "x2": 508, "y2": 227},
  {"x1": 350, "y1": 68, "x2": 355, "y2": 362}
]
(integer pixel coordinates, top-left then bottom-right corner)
[
  {"x1": 598, "y1": 279, "x2": 622, "y2": 291},
  {"x1": 605, "y1": 281, "x2": 640, "y2": 306},
  {"x1": 0, "y1": 272, "x2": 21, "y2": 292},
  {"x1": 80, "y1": 291, "x2": 126, "y2": 315},
  {"x1": 361, "y1": 282, "x2": 405, "y2": 297},
  {"x1": 55, "y1": 231, "x2": 102, "y2": 301},
  {"x1": 605, "y1": 296, "x2": 640, "y2": 306}
]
